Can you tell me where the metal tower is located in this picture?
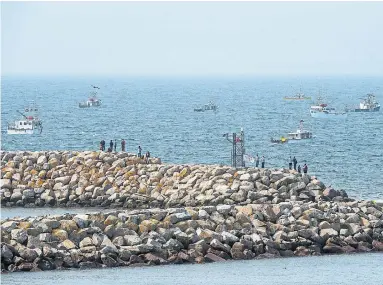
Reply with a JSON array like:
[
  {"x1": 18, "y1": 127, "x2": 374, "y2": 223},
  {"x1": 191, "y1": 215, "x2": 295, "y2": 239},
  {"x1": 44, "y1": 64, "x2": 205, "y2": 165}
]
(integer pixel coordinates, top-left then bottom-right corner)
[{"x1": 223, "y1": 128, "x2": 245, "y2": 168}]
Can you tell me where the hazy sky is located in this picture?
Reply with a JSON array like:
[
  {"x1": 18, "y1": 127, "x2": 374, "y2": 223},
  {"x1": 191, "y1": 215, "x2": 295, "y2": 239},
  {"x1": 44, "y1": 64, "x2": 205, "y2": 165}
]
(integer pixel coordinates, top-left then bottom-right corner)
[{"x1": 2, "y1": 1, "x2": 383, "y2": 76}]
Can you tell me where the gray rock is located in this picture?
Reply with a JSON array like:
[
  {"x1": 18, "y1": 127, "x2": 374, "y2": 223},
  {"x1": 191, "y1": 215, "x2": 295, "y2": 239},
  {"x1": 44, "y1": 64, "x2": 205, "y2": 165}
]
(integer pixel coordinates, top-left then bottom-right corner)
[
  {"x1": 11, "y1": 229, "x2": 28, "y2": 244},
  {"x1": 210, "y1": 238, "x2": 230, "y2": 253},
  {"x1": 164, "y1": 238, "x2": 184, "y2": 252},
  {"x1": 221, "y1": 231, "x2": 239, "y2": 245},
  {"x1": 124, "y1": 235, "x2": 142, "y2": 246},
  {"x1": 1, "y1": 244, "x2": 14, "y2": 263},
  {"x1": 19, "y1": 247, "x2": 38, "y2": 262},
  {"x1": 216, "y1": 205, "x2": 232, "y2": 215},
  {"x1": 230, "y1": 242, "x2": 245, "y2": 259},
  {"x1": 167, "y1": 212, "x2": 192, "y2": 224},
  {"x1": 205, "y1": 252, "x2": 226, "y2": 262}
]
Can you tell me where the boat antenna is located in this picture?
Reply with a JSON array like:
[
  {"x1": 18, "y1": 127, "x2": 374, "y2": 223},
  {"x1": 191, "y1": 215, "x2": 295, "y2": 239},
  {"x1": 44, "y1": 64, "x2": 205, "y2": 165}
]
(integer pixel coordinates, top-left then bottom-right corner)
[{"x1": 16, "y1": 110, "x2": 28, "y2": 120}]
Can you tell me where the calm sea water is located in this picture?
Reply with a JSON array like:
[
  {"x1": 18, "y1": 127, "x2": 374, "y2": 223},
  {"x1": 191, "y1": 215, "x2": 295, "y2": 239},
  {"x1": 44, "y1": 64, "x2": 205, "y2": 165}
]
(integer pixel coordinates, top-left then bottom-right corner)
[
  {"x1": 2, "y1": 252, "x2": 382, "y2": 285},
  {"x1": 1, "y1": 76, "x2": 383, "y2": 200}
]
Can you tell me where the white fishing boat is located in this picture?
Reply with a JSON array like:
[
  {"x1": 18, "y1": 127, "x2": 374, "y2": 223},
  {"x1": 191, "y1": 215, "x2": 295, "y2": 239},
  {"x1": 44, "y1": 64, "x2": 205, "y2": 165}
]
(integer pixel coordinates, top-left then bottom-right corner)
[
  {"x1": 353, "y1": 93, "x2": 380, "y2": 112},
  {"x1": 7, "y1": 105, "x2": 43, "y2": 135},
  {"x1": 287, "y1": 120, "x2": 312, "y2": 140},
  {"x1": 79, "y1": 85, "x2": 102, "y2": 108},
  {"x1": 310, "y1": 97, "x2": 347, "y2": 118}
]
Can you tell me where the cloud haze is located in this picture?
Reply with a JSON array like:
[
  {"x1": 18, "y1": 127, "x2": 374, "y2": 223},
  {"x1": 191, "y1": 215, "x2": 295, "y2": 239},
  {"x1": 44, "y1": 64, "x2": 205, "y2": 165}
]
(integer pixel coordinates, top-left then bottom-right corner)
[{"x1": 2, "y1": 1, "x2": 383, "y2": 76}]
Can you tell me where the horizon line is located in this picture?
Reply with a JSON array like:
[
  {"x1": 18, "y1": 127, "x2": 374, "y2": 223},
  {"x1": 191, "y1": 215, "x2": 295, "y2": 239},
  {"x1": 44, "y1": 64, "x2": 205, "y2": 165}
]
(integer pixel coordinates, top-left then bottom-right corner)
[{"x1": 2, "y1": 73, "x2": 383, "y2": 78}]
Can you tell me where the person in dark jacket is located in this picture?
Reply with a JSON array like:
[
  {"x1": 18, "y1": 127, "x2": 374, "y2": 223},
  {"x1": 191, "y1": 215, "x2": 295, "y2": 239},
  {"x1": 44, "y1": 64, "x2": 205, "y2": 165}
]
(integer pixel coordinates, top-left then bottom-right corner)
[
  {"x1": 145, "y1": 151, "x2": 150, "y2": 164},
  {"x1": 100, "y1": 140, "x2": 105, "y2": 151},
  {"x1": 121, "y1": 139, "x2": 126, "y2": 152},
  {"x1": 297, "y1": 165, "x2": 301, "y2": 173},
  {"x1": 303, "y1": 163, "x2": 308, "y2": 174},
  {"x1": 255, "y1": 154, "x2": 259, "y2": 167},
  {"x1": 293, "y1": 156, "x2": 298, "y2": 170},
  {"x1": 289, "y1": 156, "x2": 293, "y2": 170},
  {"x1": 110, "y1": 140, "x2": 114, "y2": 151},
  {"x1": 138, "y1": 146, "x2": 142, "y2": 158}
]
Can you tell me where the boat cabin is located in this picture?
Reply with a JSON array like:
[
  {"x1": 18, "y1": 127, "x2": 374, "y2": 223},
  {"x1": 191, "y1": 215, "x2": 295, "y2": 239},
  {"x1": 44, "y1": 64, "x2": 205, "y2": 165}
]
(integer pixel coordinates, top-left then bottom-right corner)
[
  {"x1": 287, "y1": 130, "x2": 312, "y2": 140},
  {"x1": 7, "y1": 120, "x2": 34, "y2": 133},
  {"x1": 287, "y1": 120, "x2": 312, "y2": 140}
]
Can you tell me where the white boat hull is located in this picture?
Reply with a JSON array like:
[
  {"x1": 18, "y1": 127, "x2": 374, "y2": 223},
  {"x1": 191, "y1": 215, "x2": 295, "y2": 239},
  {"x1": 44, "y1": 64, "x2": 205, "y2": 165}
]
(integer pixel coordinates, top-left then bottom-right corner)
[
  {"x1": 7, "y1": 129, "x2": 34, "y2": 135},
  {"x1": 310, "y1": 111, "x2": 347, "y2": 119}
]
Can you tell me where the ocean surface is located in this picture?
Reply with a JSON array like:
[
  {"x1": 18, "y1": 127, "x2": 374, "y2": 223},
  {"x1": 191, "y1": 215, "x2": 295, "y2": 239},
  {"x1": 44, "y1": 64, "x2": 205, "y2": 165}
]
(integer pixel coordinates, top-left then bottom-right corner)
[
  {"x1": 2, "y1": 252, "x2": 382, "y2": 285},
  {"x1": 1, "y1": 75, "x2": 383, "y2": 200}
]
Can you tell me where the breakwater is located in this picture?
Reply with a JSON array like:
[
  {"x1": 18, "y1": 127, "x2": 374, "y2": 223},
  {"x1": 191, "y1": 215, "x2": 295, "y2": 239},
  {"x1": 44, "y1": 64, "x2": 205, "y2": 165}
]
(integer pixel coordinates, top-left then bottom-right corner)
[
  {"x1": 1, "y1": 151, "x2": 348, "y2": 208},
  {"x1": 1, "y1": 151, "x2": 383, "y2": 273}
]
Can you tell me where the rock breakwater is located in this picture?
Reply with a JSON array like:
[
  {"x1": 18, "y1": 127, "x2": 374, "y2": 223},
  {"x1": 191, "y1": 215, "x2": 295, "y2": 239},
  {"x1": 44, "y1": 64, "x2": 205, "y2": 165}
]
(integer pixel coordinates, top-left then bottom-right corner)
[
  {"x1": 1, "y1": 151, "x2": 382, "y2": 273},
  {"x1": 2, "y1": 151, "x2": 349, "y2": 208},
  {"x1": 1, "y1": 202, "x2": 383, "y2": 272}
]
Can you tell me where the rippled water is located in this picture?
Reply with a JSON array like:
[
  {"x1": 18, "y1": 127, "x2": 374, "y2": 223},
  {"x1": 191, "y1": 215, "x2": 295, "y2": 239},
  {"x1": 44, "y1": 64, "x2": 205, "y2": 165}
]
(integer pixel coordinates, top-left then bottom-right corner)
[
  {"x1": 1, "y1": 76, "x2": 383, "y2": 200},
  {"x1": 2, "y1": 253, "x2": 382, "y2": 285}
]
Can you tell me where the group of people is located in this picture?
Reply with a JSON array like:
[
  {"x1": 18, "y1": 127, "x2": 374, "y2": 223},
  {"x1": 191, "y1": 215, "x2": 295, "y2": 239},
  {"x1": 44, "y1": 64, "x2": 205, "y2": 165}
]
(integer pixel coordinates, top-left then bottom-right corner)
[
  {"x1": 254, "y1": 154, "x2": 266, "y2": 168},
  {"x1": 98, "y1": 140, "x2": 151, "y2": 163},
  {"x1": 138, "y1": 146, "x2": 151, "y2": 163},
  {"x1": 251, "y1": 154, "x2": 308, "y2": 173},
  {"x1": 289, "y1": 156, "x2": 308, "y2": 174},
  {"x1": 99, "y1": 139, "x2": 125, "y2": 152}
]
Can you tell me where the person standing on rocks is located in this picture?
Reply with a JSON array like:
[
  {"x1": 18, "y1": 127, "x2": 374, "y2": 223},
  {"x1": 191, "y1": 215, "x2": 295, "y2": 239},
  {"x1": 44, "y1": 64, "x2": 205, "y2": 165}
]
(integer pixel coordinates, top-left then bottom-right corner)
[
  {"x1": 293, "y1": 156, "x2": 297, "y2": 170},
  {"x1": 138, "y1": 146, "x2": 142, "y2": 158},
  {"x1": 255, "y1": 154, "x2": 259, "y2": 167},
  {"x1": 110, "y1": 140, "x2": 114, "y2": 151},
  {"x1": 289, "y1": 156, "x2": 293, "y2": 170},
  {"x1": 303, "y1": 163, "x2": 308, "y2": 174},
  {"x1": 298, "y1": 165, "x2": 301, "y2": 173},
  {"x1": 99, "y1": 140, "x2": 105, "y2": 151},
  {"x1": 114, "y1": 139, "x2": 117, "y2": 152},
  {"x1": 121, "y1": 139, "x2": 126, "y2": 152},
  {"x1": 145, "y1": 151, "x2": 151, "y2": 163},
  {"x1": 261, "y1": 156, "x2": 265, "y2": 168}
]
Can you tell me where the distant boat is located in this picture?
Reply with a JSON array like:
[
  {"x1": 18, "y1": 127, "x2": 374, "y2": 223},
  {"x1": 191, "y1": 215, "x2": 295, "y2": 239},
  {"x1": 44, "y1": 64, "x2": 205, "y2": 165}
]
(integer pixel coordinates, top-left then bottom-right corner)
[
  {"x1": 79, "y1": 85, "x2": 102, "y2": 108},
  {"x1": 270, "y1": 136, "x2": 288, "y2": 144},
  {"x1": 348, "y1": 93, "x2": 380, "y2": 112},
  {"x1": 7, "y1": 104, "x2": 43, "y2": 135},
  {"x1": 287, "y1": 120, "x2": 312, "y2": 140},
  {"x1": 310, "y1": 97, "x2": 347, "y2": 118},
  {"x1": 194, "y1": 101, "x2": 218, "y2": 112},
  {"x1": 284, "y1": 91, "x2": 311, "y2": 100}
]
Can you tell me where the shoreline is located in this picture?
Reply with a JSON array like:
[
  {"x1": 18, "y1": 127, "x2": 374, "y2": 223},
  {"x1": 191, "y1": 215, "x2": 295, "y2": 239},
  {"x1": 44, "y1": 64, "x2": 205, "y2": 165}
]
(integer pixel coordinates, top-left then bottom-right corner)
[{"x1": 1, "y1": 151, "x2": 383, "y2": 273}]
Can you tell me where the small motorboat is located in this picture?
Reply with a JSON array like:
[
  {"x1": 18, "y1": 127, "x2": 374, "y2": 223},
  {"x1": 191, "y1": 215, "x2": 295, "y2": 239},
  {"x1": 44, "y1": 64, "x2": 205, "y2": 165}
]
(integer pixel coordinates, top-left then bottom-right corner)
[
  {"x1": 284, "y1": 91, "x2": 311, "y2": 100},
  {"x1": 271, "y1": 136, "x2": 288, "y2": 144},
  {"x1": 194, "y1": 101, "x2": 218, "y2": 112},
  {"x1": 79, "y1": 85, "x2": 102, "y2": 108},
  {"x1": 287, "y1": 120, "x2": 312, "y2": 140},
  {"x1": 310, "y1": 97, "x2": 346, "y2": 118},
  {"x1": 79, "y1": 97, "x2": 102, "y2": 108}
]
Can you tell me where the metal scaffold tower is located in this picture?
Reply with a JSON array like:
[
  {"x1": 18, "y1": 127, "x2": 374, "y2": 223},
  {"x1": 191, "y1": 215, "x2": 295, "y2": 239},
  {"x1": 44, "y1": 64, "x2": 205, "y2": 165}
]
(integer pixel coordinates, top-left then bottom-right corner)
[{"x1": 223, "y1": 128, "x2": 245, "y2": 168}]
